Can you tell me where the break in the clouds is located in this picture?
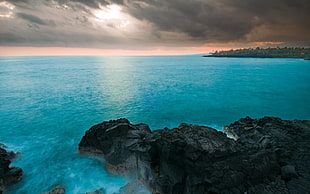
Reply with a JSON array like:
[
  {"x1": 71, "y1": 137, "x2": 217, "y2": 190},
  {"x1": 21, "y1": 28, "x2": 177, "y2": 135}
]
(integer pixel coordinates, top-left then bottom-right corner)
[{"x1": 1, "y1": 0, "x2": 309, "y2": 49}]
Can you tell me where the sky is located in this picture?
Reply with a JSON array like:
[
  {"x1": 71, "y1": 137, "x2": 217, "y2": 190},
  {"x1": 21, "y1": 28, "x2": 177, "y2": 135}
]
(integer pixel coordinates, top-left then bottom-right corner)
[{"x1": 0, "y1": 0, "x2": 309, "y2": 56}]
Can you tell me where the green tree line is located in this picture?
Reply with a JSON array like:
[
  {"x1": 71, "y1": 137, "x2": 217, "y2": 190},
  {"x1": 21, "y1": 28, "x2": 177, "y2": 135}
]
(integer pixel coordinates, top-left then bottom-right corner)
[{"x1": 208, "y1": 47, "x2": 310, "y2": 59}]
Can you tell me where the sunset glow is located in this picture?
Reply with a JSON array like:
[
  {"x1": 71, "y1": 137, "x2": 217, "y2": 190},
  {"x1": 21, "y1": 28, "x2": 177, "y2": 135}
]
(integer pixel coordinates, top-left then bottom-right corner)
[
  {"x1": 0, "y1": 46, "x2": 221, "y2": 56},
  {"x1": 253, "y1": 42, "x2": 285, "y2": 47},
  {"x1": 0, "y1": 0, "x2": 309, "y2": 56}
]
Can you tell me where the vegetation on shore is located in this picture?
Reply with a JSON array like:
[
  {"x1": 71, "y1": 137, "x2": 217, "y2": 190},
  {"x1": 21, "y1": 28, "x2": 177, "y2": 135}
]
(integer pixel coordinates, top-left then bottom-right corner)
[{"x1": 206, "y1": 47, "x2": 310, "y2": 59}]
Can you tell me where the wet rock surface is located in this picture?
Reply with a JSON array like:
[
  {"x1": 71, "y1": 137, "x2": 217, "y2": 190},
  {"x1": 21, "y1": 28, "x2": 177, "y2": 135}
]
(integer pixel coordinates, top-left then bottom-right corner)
[
  {"x1": 119, "y1": 181, "x2": 149, "y2": 194},
  {"x1": 42, "y1": 185, "x2": 65, "y2": 194},
  {"x1": 0, "y1": 144, "x2": 23, "y2": 193},
  {"x1": 79, "y1": 117, "x2": 310, "y2": 194},
  {"x1": 85, "y1": 188, "x2": 105, "y2": 194}
]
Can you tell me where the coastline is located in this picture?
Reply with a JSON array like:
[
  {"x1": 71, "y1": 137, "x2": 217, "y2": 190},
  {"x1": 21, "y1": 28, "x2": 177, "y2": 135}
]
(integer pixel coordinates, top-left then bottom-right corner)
[
  {"x1": 204, "y1": 47, "x2": 310, "y2": 60},
  {"x1": 2, "y1": 116, "x2": 310, "y2": 193},
  {"x1": 78, "y1": 116, "x2": 310, "y2": 194},
  {"x1": 204, "y1": 55, "x2": 310, "y2": 60}
]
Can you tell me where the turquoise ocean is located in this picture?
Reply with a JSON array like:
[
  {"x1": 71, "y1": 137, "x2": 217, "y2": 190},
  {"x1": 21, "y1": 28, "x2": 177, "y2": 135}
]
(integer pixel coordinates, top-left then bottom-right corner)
[{"x1": 1, "y1": 55, "x2": 310, "y2": 193}]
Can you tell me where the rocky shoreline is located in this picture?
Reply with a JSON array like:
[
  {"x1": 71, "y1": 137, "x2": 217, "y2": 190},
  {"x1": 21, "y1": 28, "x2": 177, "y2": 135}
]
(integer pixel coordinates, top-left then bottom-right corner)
[
  {"x1": 79, "y1": 116, "x2": 310, "y2": 194},
  {"x1": 1, "y1": 116, "x2": 309, "y2": 193},
  {"x1": 0, "y1": 144, "x2": 23, "y2": 193}
]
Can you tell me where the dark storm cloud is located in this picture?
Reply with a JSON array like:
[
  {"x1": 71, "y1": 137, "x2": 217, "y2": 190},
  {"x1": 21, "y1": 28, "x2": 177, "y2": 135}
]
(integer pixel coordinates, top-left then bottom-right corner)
[
  {"x1": 52, "y1": 0, "x2": 112, "y2": 8},
  {"x1": 122, "y1": 0, "x2": 310, "y2": 42},
  {"x1": 67, "y1": 0, "x2": 104, "y2": 8},
  {"x1": 1, "y1": 0, "x2": 310, "y2": 48},
  {"x1": 5, "y1": 0, "x2": 29, "y2": 3},
  {"x1": 16, "y1": 13, "x2": 51, "y2": 25},
  {"x1": 41, "y1": 0, "x2": 307, "y2": 43},
  {"x1": 0, "y1": 32, "x2": 25, "y2": 44}
]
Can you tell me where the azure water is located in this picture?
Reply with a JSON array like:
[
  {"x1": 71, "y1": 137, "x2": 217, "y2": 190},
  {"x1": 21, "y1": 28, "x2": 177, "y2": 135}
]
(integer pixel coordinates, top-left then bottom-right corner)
[{"x1": 0, "y1": 55, "x2": 309, "y2": 193}]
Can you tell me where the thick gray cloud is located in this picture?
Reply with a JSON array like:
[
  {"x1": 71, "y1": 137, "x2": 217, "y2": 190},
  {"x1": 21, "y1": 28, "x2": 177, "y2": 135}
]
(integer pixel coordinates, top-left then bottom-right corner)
[
  {"x1": 124, "y1": 0, "x2": 310, "y2": 43},
  {"x1": 57, "y1": 0, "x2": 106, "y2": 8},
  {"x1": 1, "y1": 0, "x2": 310, "y2": 49},
  {"x1": 16, "y1": 12, "x2": 52, "y2": 25}
]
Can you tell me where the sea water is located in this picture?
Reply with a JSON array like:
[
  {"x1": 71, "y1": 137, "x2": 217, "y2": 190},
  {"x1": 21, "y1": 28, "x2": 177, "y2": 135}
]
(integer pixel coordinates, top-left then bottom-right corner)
[{"x1": 0, "y1": 55, "x2": 309, "y2": 193}]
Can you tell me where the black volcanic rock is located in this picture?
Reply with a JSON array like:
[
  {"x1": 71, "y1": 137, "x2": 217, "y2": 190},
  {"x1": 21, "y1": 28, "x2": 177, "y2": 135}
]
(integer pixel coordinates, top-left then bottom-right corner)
[
  {"x1": 227, "y1": 116, "x2": 310, "y2": 193},
  {"x1": 0, "y1": 144, "x2": 23, "y2": 193},
  {"x1": 79, "y1": 118, "x2": 152, "y2": 176},
  {"x1": 79, "y1": 117, "x2": 310, "y2": 194}
]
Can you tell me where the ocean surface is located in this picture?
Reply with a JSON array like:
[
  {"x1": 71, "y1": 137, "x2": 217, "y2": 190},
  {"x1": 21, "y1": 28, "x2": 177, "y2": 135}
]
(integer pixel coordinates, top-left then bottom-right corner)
[{"x1": 1, "y1": 55, "x2": 310, "y2": 193}]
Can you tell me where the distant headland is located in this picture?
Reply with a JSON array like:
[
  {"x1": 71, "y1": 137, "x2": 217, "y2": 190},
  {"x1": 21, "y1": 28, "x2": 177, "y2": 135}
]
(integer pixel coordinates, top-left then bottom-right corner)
[{"x1": 205, "y1": 47, "x2": 310, "y2": 60}]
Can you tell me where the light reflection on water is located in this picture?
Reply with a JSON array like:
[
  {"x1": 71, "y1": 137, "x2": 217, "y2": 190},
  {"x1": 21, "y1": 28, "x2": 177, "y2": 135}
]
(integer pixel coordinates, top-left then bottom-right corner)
[
  {"x1": 97, "y1": 57, "x2": 141, "y2": 117},
  {"x1": 0, "y1": 56, "x2": 309, "y2": 193}
]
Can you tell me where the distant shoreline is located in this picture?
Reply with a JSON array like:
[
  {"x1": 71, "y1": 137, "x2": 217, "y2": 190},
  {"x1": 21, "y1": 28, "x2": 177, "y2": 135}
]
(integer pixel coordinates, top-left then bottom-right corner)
[
  {"x1": 204, "y1": 55, "x2": 310, "y2": 60},
  {"x1": 205, "y1": 47, "x2": 310, "y2": 60}
]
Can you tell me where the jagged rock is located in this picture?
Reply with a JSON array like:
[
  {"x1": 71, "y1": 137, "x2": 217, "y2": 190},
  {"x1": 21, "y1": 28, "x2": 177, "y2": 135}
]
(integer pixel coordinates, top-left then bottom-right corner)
[
  {"x1": 0, "y1": 144, "x2": 23, "y2": 193},
  {"x1": 79, "y1": 118, "x2": 152, "y2": 177},
  {"x1": 79, "y1": 117, "x2": 310, "y2": 194},
  {"x1": 226, "y1": 116, "x2": 310, "y2": 193}
]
